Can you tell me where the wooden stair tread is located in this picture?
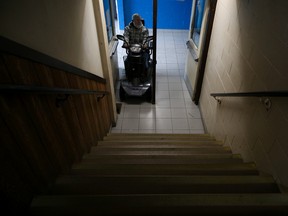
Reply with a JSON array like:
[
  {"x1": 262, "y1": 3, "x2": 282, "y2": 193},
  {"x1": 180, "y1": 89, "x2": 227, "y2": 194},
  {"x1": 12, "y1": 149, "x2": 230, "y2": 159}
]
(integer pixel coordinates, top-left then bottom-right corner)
[
  {"x1": 49, "y1": 175, "x2": 279, "y2": 194},
  {"x1": 81, "y1": 154, "x2": 243, "y2": 164},
  {"x1": 89, "y1": 148, "x2": 231, "y2": 156},
  {"x1": 31, "y1": 194, "x2": 288, "y2": 215},
  {"x1": 106, "y1": 133, "x2": 212, "y2": 137},
  {"x1": 103, "y1": 137, "x2": 216, "y2": 141},
  {"x1": 103, "y1": 134, "x2": 216, "y2": 141},
  {"x1": 55, "y1": 175, "x2": 277, "y2": 184},
  {"x1": 80, "y1": 157, "x2": 243, "y2": 164},
  {"x1": 70, "y1": 163, "x2": 258, "y2": 175},
  {"x1": 72, "y1": 162, "x2": 257, "y2": 170},
  {"x1": 82, "y1": 154, "x2": 242, "y2": 159},
  {"x1": 93, "y1": 146, "x2": 230, "y2": 150},
  {"x1": 97, "y1": 140, "x2": 223, "y2": 146}
]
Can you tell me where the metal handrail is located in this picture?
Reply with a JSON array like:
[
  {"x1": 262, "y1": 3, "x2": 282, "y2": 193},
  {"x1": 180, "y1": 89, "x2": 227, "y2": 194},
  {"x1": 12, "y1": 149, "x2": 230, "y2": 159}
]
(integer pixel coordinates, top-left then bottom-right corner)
[
  {"x1": 0, "y1": 84, "x2": 109, "y2": 106},
  {"x1": 210, "y1": 91, "x2": 288, "y2": 110},
  {"x1": 0, "y1": 84, "x2": 108, "y2": 95},
  {"x1": 211, "y1": 91, "x2": 288, "y2": 98}
]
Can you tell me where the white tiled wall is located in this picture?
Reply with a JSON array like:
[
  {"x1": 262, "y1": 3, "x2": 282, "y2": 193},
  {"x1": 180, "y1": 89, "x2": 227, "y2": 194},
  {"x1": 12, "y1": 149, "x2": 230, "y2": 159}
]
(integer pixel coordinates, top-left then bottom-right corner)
[{"x1": 200, "y1": 0, "x2": 288, "y2": 188}]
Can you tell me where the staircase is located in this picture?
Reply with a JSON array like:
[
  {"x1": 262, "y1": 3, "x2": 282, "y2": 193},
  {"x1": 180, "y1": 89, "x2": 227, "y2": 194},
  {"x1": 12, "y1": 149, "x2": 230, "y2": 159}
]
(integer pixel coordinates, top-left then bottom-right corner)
[{"x1": 30, "y1": 133, "x2": 288, "y2": 215}]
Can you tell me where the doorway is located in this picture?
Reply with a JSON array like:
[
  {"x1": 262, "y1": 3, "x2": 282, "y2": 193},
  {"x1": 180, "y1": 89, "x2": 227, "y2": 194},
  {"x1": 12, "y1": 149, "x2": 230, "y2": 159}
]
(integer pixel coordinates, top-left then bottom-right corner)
[{"x1": 185, "y1": 0, "x2": 217, "y2": 104}]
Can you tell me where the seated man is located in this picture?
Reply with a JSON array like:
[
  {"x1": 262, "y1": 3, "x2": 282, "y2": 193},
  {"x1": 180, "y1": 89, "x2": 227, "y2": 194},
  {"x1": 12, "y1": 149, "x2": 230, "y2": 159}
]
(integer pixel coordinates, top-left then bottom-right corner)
[
  {"x1": 123, "y1": 13, "x2": 149, "y2": 68},
  {"x1": 123, "y1": 13, "x2": 149, "y2": 48}
]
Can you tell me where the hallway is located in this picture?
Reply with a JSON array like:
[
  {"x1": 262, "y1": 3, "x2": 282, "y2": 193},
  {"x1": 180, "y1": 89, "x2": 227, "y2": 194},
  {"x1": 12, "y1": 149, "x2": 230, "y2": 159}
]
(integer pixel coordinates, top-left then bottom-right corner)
[{"x1": 111, "y1": 29, "x2": 204, "y2": 134}]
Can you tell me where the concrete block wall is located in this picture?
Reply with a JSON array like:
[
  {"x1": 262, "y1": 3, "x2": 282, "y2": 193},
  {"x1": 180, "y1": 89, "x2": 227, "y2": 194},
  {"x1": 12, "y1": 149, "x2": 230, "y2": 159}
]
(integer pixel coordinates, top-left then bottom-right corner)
[{"x1": 200, "y1": 0, "x2": 288, "y2": 189}]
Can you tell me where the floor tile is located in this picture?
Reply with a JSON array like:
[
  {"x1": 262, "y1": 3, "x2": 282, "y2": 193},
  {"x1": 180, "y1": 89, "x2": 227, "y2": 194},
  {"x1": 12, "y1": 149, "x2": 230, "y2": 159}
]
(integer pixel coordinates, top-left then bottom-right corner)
[
  {"x1": 155, "y1": 108, "x2": 171, "y2": 118},
  {"x1": 122, "y1": 119, "x2": 139, "y2": 130},
  {"x1": 112, "y1": 29, "x2": 205, "y2": 134},
  {"x1": 140, "y1": 108, "x2": 156, "y2": 119},
  {"x1": 139, "y1": 118, "x2": 155, "y2": 130},
  {"x1": 157, "y1": 90, "x2": 170, "y2": 99},
  {"x1": 171, "y1": 108, "x2": 187, "y2": 118},
  {"x1": 123, "y1": 107, "x2": 140, "y2": 118},
  {"x1": 172, "y1": 119, "x2": 189, "y2": 130},
  {"x1": 156, "y1": 119, "x2": 173, "y2": 130}
]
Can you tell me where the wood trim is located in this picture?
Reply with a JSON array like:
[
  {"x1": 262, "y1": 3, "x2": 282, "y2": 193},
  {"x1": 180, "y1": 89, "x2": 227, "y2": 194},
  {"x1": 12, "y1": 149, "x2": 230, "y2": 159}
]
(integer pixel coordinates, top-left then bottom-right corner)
[
  {"x1": 152, "y1": 0, "x2": 158, "y2": 104},
  {"x1": 193, "y1": 0, "x2": 218, "y2": 105},
  {"x1": 92, "y1": 0, "x2": 117, "y2": 126}
]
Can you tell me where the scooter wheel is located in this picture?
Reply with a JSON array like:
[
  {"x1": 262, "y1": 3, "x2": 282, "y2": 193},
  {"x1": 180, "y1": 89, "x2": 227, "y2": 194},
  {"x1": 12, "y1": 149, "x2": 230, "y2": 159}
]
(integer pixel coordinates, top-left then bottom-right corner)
[
  {"x1": 119, "y1": 85, "x2": 126, "y2": 101},
  {"x1": 145, "y1": 87, "x2": 152, "y2": 102}
]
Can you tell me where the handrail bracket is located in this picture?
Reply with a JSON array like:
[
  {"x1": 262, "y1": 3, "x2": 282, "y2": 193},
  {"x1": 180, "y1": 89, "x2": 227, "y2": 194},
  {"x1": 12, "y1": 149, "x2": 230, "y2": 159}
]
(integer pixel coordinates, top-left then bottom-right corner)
[
  {"x1": 96, "y1": 94, "x2": 106, "y2": 102},
  {"x1": 260, "y1": 97, "x2": 272, "y2": 111},
  {"x1": 213, "y1": 96, "x2": 222, "y2": 104},
  {"x1": 56, "y1": 94, "x2": 70, "y2": 108}
]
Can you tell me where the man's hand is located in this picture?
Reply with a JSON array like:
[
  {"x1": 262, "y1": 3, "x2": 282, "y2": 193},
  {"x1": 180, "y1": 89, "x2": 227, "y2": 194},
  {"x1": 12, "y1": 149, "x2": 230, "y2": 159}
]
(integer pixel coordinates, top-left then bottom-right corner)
[
  {"x1": 142, "y1": 44, "x2": 148, "y2": 49},
  {"x1": 122, "y1": 43, "x2": 129, "y2": 48}
]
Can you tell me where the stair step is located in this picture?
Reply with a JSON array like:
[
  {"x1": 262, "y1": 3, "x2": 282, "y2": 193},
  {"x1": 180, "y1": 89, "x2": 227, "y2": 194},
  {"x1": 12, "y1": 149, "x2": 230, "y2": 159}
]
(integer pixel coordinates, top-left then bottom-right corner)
[
  {"x1": 49, "y1": 175, "x2": 280, "y2": 194},
  {"x1": 30, "y1": 194, "x2": 288, "y2": 215},
  {"x1": 83, "y1": 153, "x2": 241, "y2": 159},
  {"x1": 97, "y1": 140, "x2": 223, "y2": 147},
  {"x1": 106, "y1": 133, "x2": 212, "y2": 137},
  {"x1": 103, "y1": 134, "x2": 215, "y2": 141},
  {"x1": 89, "y1": 147, "x2": 231, "y2": 155},
  {"x1": 70, "y1": 163, "x2": 258, "y2": 176},
  {"x1": 80, "y1": 156, "x2": 243, "y2": 164},
  {"x1": 30, "y1": 133, "x2": 286, "y2": 215}
]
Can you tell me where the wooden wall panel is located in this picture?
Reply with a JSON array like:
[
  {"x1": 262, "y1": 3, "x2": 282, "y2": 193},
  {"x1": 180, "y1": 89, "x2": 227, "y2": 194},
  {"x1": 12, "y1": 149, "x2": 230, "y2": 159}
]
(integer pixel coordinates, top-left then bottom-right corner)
[
  {"x1": 68, "y1": 77, "x2": 98, "y2": 148},
  {"x1": 0, "y1": 115, "x2": 39, "y2": 197},
  {"x1": 0, "y1": 54, "x2": 12, "y2": 84},
  {"x1": 0, "y1": 95, "x2": 56, "y2": 184},
  {"x1": 34, "y1": 63, "x2": 56, "y2": 87},
  {"x1": 27, "y1": 95, "x2": 71, "y2": 172},
  {"x1": 0, "y1": 52, "x2": 112, "y2": 213},
  {"x1": 2, "y1": 55, "x2": 38, "y2": 85}
]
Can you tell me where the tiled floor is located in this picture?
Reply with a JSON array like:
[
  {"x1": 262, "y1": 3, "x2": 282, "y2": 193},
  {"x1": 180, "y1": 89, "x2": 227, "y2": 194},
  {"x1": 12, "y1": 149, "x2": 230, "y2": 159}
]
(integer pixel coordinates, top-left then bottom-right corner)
[{"x1": 111, "y1": 29, "x2": 204, "y2": 134}]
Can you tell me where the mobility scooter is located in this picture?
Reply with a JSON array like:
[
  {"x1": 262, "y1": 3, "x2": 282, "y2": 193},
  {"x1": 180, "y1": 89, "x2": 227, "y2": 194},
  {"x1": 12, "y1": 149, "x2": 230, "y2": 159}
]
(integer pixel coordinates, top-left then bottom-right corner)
[{"x1": 116, "y1": 34, "x2": 153, "y2": 102}]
